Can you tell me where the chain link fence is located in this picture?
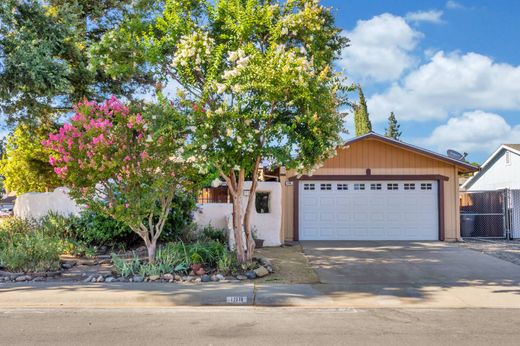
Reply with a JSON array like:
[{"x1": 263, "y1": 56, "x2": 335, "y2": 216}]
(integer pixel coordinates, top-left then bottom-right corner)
[
  {"x1": 460, "y1": 190, "x2": 507, "y2": 238},
  {"x1": 461, "y1": 189, "x2": 520, "y2": 239}
]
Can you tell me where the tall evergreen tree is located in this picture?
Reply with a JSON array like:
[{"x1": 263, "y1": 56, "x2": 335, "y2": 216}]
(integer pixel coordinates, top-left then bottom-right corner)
[
  {"x1": 385, "y1": 111, "x2": 402, "y2": 140},
  {"x1": 0, "y1": 0, "x2": 153, "y2": 128},
  {"x1": 353, "y1": 84, "x2": 372, "y2": 136}
]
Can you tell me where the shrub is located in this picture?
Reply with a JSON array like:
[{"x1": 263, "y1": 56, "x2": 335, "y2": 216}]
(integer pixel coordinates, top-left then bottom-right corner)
[
  {"x1": 75, "y1": 211, "x2": 139, "y2": 249},
  {"x1": 198, "y1": 225, "x2": 228, "y2": 244},
  {"x1": 0, "y1": 231, "x2": 62, "y2": 272},
  {"x1": 0, "y1": 217, "x2": 35, "y2": 247}
]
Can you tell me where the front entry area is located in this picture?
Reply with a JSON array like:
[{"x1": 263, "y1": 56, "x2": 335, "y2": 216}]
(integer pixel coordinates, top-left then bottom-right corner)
[{"x1": 298, "y1": 180, "x2": 439, "y2": 241}]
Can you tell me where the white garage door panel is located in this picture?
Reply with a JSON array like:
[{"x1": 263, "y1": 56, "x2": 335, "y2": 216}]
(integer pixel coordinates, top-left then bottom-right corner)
[{"x1": 299, "y1": 181, "x2": 438, "y2": 240}]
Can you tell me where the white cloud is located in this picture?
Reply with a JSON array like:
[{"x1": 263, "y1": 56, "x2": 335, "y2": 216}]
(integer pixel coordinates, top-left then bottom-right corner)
[
  {"x1": 340, "y1": 13, "x2": 422, "y2": 83},
  {"x1": 446, "y1": 1, "x2": 464, "y2": 9},
  {"x1": 419, "y1": 111, "x2": 520, "y2": 155},
  {"x1": 368, "y1": 51, "x2": 520, "y2": 121},
  {"x1": 405, "y1": 10, "x2": 444, "y2": 24}
]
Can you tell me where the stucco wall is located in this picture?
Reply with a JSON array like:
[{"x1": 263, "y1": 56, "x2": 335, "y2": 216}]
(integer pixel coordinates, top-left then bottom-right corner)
[
  {"x1": 281, "y1": 138, "x2": 462, "y2": 242},
  {"x1": 194, "y1": 181, "x2": 282, "y2": 247},
  {"x1": 466, "y1": 149, "x2": 520, "y2": 190},
  {"x1": 14, "y1": 187, "x2": 82, "y2": 219}
]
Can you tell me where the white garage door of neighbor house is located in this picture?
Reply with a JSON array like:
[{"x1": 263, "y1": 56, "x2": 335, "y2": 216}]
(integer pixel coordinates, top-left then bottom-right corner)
[{"x1": 299, "y1": 181, "x2": 439, "y2": 241}]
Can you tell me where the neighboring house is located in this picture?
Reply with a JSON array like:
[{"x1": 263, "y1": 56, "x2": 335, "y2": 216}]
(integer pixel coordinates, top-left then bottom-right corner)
[
  {"x1": 279, "y1": 132, "x2": 478, "y2": 242},
  {"x1": 461, "y1": 144, "x2": 520, "y2": 191}
]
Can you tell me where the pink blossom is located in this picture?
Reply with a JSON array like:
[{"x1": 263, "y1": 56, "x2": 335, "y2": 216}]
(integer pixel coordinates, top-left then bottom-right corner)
[
  {"x1": 140, "y1": 151, "x2": 149, "y2": 160},
  {"x1": 124, "y1": 203, "x2": 129, "y2": 208}
]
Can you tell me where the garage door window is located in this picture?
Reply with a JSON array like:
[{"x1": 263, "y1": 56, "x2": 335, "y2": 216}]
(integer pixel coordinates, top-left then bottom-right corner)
[
  {"x1": 387, "y1": 183, "x2": 399, "y2": 190},
  {"x1": 354, "y1": 183, "x2": 365, "y2": 190},
  {"x1": 421, "y1": 183, "x2": 433, "y2": 190},
  {"x1": 337, "y1": 184, "x2": 348, "y2": 190},
  {"x1": 320, "y1": 183, "x2": 332, "y2": 190},
  {"x1": 303, "y1": 183, "x2": 315, "y2": 191},
  {"x1": 370, "y1": 183, "x2": 382, "y2": 190},
  {"x1": 255, "y1": 192, "x2": 270, "y2": 213},
  {"x1": 404, "y1": 183, "x2": 416, "y2": 190}
]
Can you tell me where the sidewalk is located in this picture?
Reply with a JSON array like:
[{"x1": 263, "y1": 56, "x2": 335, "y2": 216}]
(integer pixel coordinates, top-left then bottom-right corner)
[{"x1": 3, "y1": 281, "x2": 520, "y2": 309}]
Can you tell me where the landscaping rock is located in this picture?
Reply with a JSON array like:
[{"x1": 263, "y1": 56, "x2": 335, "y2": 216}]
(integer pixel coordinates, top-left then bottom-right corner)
[
  {"x1": 194, "y1": 277, "x2": 202, "y2": 283},
  {"x1": 96, "y1": 276, "x2": 105, "y2": 283},
  {"x1": 149, "y1": 275, "x2": 160, "y2": 281},
  {"x1": 15, "y1": 275, "x2": 32, "y2": 282},
  {"x1": 195, "y1": 268, "x2": 206, "y2": 276},
  {"x1": 61, "y1": 262, "x2": 75, "y2": 270},
  {"x1": 201, "y1": 274, "x2": 211, "y2": 282},
  {"x1": 174, "y1": 275, "x2": 182, "y2": 281},
  {"x1": 254, "y1": 266, "x2": 269, "y2": 278},
  {"x1": 184, "y1": 276, "x2": 194, "y2": 282},
  {"x1": 236, "y1": 275, "x2": 248, "y2": 281},
  {"x1": 259, "y1": 258, "x2": 274, "y2": 273},
  {"x1": 162, "y1": 273, "x2": 174, "y2": 281},
  {"x1": 245, "y1": 271, "x2": 257, "y2": 280},
  {"x1": 216, "y1": 274, "x2": 226, "y2": 281},
  {"x1": 32, "y1": 277, "x2": 45, "y2": 282},
  {"x1": 133, "y1": 276, "x2": 144, "y2": 283},
  {"x1": 83, "y1": 275, "x2": 94, "y2": 283},
  {"x1": 210, "y1": 275, "x2": 219, "y2": 282},
  {"x1": 105, "y1": 276, "x2": 115, "y2": 283}
]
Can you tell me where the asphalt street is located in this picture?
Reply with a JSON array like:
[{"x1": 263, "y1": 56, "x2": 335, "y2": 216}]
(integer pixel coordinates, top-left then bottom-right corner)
[{"x1": 1, "y1": 307, "x2": 520, "y2": 346}]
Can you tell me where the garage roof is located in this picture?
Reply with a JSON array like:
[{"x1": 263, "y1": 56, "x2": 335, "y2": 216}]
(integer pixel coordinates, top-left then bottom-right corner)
[{"x1": 343, "y1": 132, "x2": 479, "y2": 174}]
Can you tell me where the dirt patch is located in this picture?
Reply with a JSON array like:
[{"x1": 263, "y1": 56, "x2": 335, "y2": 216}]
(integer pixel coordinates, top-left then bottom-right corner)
[
  {"x1": 457, "y1": 239, "x2": 520, "y2": 266},
  {"x1": 254, "y1": 244, "x2": 320, "y2": 284}
]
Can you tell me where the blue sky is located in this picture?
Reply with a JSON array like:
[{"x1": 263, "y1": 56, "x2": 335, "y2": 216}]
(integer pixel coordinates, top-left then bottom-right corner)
[{"x1": 324, "y1": 0, "x2": 520, "y2": 163}]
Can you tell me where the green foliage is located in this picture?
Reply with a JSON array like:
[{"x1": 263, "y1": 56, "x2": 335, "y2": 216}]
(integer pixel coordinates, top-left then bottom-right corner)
[
  {"x1": 0, "y1": 124, "x2": 61, "y2": 194},
  {"x1": 198, "y1": 225, "x2": 228, "y2": 244},
  {"x1": 0, "y1": 0, "x2": 152, "y2": 127},
  {"x1": 158, "y1": 191, "x2": 197, "y2": 242},
  {"x1": 111, "y1": 253, "x2": 142, "y2": 277},
  {"x1": 111, "y1": 241, "x2": 233, "y2": 277},
  {"x1": 96, "y1": 0, "x2": 350, "y2": 174},
  {"x1": 0, "y1": 218, "x2": 62, "y2": 272},
  {"x1": 74, "y1": 211, "x2": 139, "y2": 249},
  {"x1": 385, "y1": 112, "x2": 402, "y2": 140},
  {"x1": 353, "y1": 85, "x2": 372, "y2": 136}
]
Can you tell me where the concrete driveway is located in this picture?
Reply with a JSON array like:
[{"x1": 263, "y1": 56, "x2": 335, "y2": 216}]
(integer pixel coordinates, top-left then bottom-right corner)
[{"x1": 301, "y1": 241, "x2": 520, "y2": 308}]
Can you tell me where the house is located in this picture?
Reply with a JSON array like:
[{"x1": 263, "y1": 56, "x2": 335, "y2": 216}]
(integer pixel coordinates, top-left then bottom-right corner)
[
  {"x1": 279, "y1": 132, "x2": 478, "y2": 242},
  {"x1": 196, "y1": 132, "x2": 478, "y2": 244},
  {"x1": 461, "y1": 144, "x2": 520, "y2": 191}
]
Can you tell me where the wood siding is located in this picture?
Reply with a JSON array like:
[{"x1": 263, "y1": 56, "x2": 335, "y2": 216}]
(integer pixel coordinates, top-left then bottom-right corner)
[{"x1": 281, "y1": 138, "x2": 461, "y2": 241}]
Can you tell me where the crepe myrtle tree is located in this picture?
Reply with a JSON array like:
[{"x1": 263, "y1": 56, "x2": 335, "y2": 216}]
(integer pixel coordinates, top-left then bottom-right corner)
[
  {"x1": 96, "y1": 0, "x2": 350, "y2": 263},
  {"x1": 44, "y1": 96, "x2": 195, "y2": 262}
]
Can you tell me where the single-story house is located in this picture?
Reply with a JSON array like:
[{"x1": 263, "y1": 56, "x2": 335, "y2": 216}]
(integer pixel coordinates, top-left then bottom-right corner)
[
  {"x1": 279, "y1": 132, "x2": 478, "y2": 242},
  {"x1": 461, "y1": 144, "x2": 520, "y2": 191}
]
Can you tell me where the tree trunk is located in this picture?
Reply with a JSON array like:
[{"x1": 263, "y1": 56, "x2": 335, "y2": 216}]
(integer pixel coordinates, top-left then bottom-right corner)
[
  {"x1": 243, "y1": 157, "x2": 261, "y2": 261},
  {"x1": 144, "y1": 236, "x2": 157, "y2": 263},
  {"x1": 230, "y1": 193, "x2": 246, "y2": 263}
]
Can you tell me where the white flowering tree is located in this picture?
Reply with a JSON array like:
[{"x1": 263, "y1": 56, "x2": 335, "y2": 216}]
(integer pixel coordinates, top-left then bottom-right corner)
[{"x1": 96, "y1": 0, "x2": 349, "y2": 263}]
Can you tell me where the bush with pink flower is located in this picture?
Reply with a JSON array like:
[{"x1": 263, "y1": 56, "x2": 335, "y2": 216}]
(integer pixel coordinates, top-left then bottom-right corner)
[{"x1": 44, "y1": 96, "x2": 195, "y2": 261}]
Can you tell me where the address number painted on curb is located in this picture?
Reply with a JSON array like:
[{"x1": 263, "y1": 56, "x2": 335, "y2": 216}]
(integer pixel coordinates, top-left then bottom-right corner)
[{"x1": 226, "y1": 296, "x2": 248, "y2": 304}]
